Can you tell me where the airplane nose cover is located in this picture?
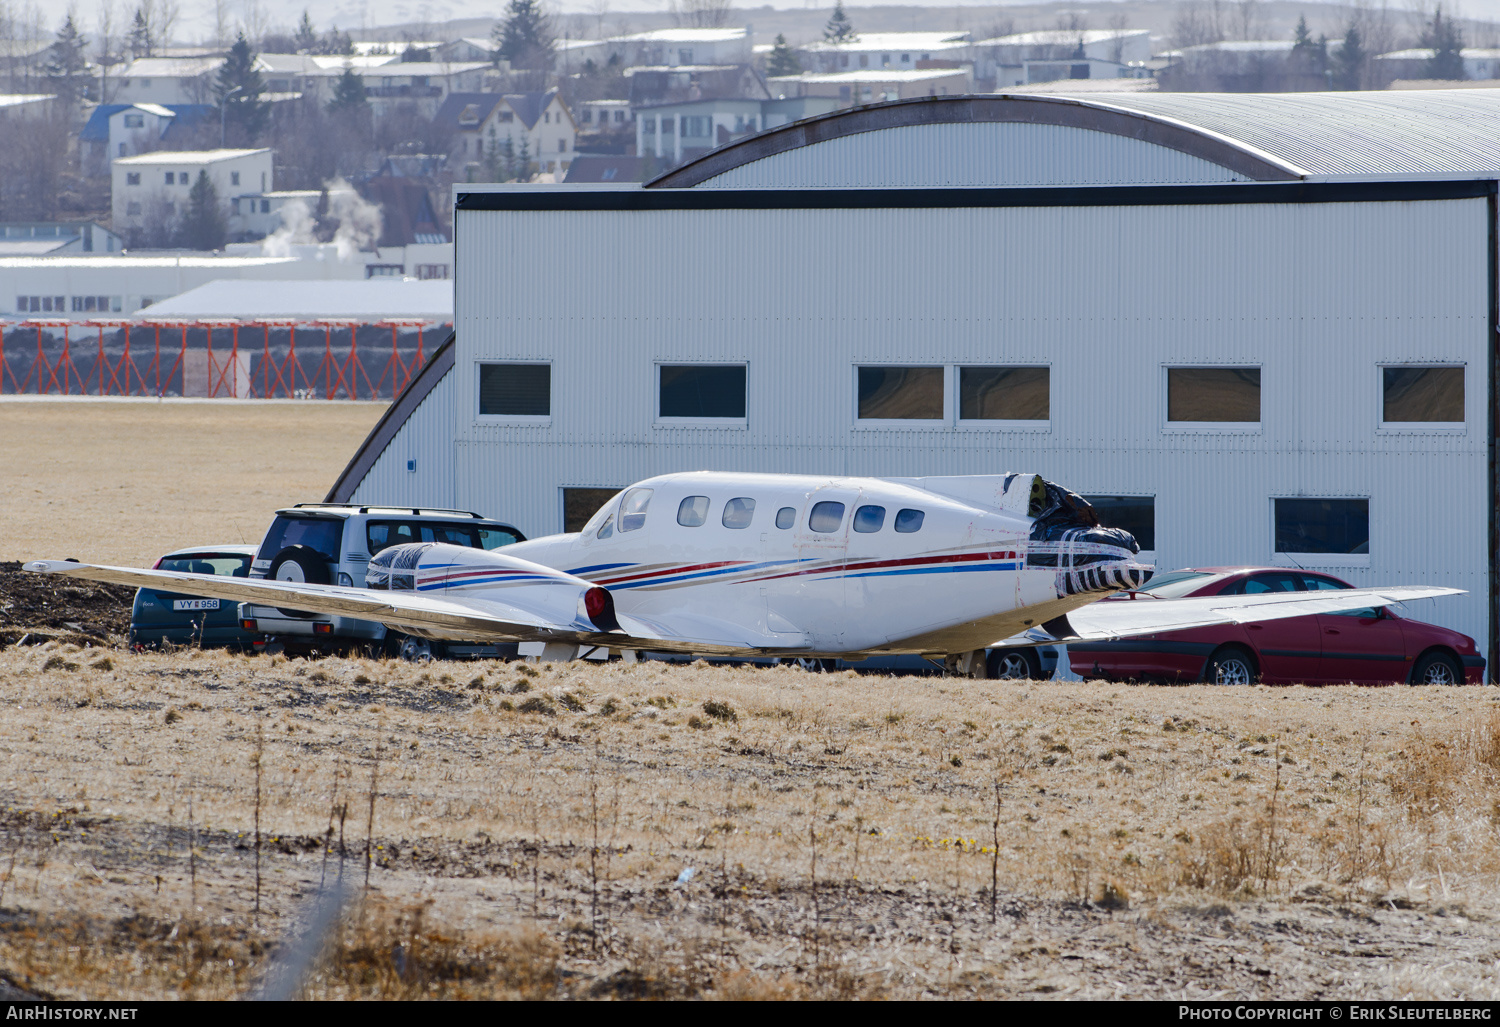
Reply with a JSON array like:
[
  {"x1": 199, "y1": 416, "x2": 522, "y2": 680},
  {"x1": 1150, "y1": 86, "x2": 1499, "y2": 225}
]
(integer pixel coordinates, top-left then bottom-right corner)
[{"x1": 1026, "y1": 479, "x2": 1151, "y2": 596}]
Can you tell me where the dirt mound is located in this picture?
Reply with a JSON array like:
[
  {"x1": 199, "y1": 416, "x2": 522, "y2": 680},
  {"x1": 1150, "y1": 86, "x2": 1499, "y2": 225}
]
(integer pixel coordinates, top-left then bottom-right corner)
[{"x1": 0, "y1": 561, "x2": 133, "y2": 647}]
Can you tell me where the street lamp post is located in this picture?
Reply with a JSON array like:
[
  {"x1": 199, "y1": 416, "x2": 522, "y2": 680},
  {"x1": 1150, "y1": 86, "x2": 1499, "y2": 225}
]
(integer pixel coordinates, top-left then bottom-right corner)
[{"x1": 219, "y1": 85, "x2": 244, "y2": 146}]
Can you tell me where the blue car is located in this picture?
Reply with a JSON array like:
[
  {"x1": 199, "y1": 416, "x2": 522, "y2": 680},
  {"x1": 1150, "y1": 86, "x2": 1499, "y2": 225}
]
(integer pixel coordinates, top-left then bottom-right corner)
[{"x1": 130, "y1": 545, "x2": 263, "y2": 650}]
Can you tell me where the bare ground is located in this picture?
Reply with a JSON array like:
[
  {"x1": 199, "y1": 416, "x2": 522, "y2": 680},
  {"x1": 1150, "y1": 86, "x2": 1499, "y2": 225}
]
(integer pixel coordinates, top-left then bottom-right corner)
[{"x1": 0, "y1": 641, "x2": 1496, "y2": 1000}]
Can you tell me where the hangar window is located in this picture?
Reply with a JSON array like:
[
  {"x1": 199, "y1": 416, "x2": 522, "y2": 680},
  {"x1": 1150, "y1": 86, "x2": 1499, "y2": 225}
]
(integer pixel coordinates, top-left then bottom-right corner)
[
  {"x1": 959, "y1": 366, "x2": 1049, "y2": 422},
  {"x1": 857, "y1": 366, "x2": 943, "y2": 421},
  {"x1": 1082, "y1": 496, "x2": 1155, "y2": 552},
  {"x1": 1274, "y1": 499, "x2": 1369, "y2": 557},
  {"x1": 564, "y1": 487, "x2": 621, "y2": 534},
  {"x1": 658, "y1": 364, "x2": 746, "y2": 420},
  {"x1": 1381, "y1": 365, "x2": 1464, "y2": 425},
  {"x1": 1166, "y1": 367, "x2": 1260, "y2": 425},
  {"x1": 722, "y1": 497, "x2": 756, "y2": 528},
  {"x1": 678, "y1": 496, "x2": 709, "y2": 526},
  {"x1": 479, "y1": 362, "x2": 550, "y2": 417}
]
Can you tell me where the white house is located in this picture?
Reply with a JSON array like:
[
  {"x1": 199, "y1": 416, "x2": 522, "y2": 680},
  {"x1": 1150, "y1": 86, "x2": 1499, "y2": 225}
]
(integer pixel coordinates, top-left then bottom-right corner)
[
  {"x1": 1374, "y1": 47, "x2": 1500, "y2": 80},
  {"x1": 559, "y1": 28, "x2": 753, "y2": 71},
  {"x1": 111, "y1": 149, "x2": 272, "y2": 244},
  {"x1": 109, "y1": 56, "x2": 222, "y2": 105},
  {"x1": 436, "y1": 91, "x2": 577, "y2": 175},
  {"x1": 767, "y1": 68, "x2": 971, "y2": 106},
  {"x1": 796, "y1": 31, "x2": 971, "y2": 74}
]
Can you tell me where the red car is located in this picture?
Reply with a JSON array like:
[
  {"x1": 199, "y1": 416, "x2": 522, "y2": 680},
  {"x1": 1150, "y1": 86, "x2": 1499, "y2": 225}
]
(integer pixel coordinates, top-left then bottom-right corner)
[{"x1": 1068, "y1": 567, "x2": 1485, "y2": 686}]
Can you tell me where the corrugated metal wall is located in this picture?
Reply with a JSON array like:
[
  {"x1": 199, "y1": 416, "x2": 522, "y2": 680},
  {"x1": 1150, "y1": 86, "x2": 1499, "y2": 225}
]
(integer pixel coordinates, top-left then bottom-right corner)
[
  {"x1": 689, "y1": 123, "x2": 1251, "y2": 188},
  {"x1": 348, "y1": 364, "x2": 458, "y2": 508},
  {"x1": 452, "y1": 195, "x2": 1491, "y2": 656}
]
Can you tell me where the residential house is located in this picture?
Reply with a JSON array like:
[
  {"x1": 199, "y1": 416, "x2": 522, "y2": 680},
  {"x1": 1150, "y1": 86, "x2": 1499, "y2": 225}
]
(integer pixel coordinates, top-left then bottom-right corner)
[
  {"x1": 638, "y1": 94, "x2": 837, "y2": 166},
  {"x1": 559, "y1": 28, "x2": 753, "y2": 72},
  {"x1": 796, "y1": 31, "x2": 970, "y2": 74},
  {"x1": 436, "y1": 38, "x2": 496, "y2": 64},
  {"x1": 79, "y1": 102, "x2": 215, "y2": 174},
  {"x1": 435, "y1": 90, "x2": 577, "y2": 176},
  {"x1": 1374, "y1": 47, "x2": 1500, "y2": 81},
  {"x1": 970, "y1": 29, "x2": 1153, "y2": 88},
  {"x1": 767, "y1": 68, "x2": 970, "y2": 106},
  {"x1": 562, "y1": 155, "x2": 648, "y2": 183},
  {"x1": 0, "y1": 93, "x2": 58, "y2": 121},
  {"x1": 112, "y1": 148, "x2": 272, "y2": 246},
  {"x1": 109, "y1": 56, "x2": 223, "y2": 105},
  {"x1": 575, "y1": 99, "x2": 634, "y2": 153}
]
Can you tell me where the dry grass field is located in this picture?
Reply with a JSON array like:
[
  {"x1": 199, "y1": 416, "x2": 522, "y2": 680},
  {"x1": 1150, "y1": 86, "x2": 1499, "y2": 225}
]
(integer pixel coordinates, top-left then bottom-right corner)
[
  {"x1": 1, "y1": 398, "x2": 1498, "y2": 1000},
  {"x1": 0, "y1": 400, "x2": 386, "y2": 567}
]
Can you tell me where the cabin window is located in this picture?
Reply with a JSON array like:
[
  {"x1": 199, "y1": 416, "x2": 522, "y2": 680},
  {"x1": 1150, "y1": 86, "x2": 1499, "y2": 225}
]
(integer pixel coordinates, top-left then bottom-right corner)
[
  {"x1": 1274, "y1": 498, "x2": 1369, "y2": 555},
  {"x1": 852, "y1": 505, "x2": 885, "y2": 533},
  {"x1": 808, "y1": 501, "x2": 845, "y2": 533},
  {"x1": 775, "y1": 507, "x2": 796, "y2": 529},
  {"x1": 722, "y1": 497, "x2": 756, "y2": 528},
  {"x1": 597, "y1": 515, "x2": 614, "y2": 539},
  {"x1": 857, "y1": 366, "x2": 943, "y2": 420},
  {"x1": 1082, "y1": 496, "x2": 1155, "y2": 552},
  {"x1": 659, "y1": 364, "x2": 746, "y2": 419},
  {"x1": 479, "y1": 362, "x2": 550, "y2": 416},
  {"x1": 959, "y1": 366, "x2": 1049, "y2": 421},
  {"x1": 894, "y1": 509, "x2": 925, "y2": 533},
  {"x1": 618, "y1": 487, "x2": 653, "y2": 532},
  {"x1": 1382, "y1": 366, "x2": 1463, "y2": 424},
  {"x1": 677, "y1": 495, "x2": 709, "y2": 527},
  {"x1": 1166, "y1": 367, "x2": 1261, "y2": 423}
]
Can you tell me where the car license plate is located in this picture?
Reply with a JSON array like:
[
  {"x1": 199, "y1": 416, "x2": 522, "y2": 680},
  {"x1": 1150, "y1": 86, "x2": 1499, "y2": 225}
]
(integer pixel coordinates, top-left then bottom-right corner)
[{"x1": 173, "y1": 599, "x2": 220, "y2": 611}]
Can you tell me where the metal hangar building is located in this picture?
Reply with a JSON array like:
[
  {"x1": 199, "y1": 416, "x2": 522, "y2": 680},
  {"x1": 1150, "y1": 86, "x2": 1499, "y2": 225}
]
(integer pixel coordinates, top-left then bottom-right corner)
[{"x1": 330, "y1": 91, "x2": 1500, "y2": 673}]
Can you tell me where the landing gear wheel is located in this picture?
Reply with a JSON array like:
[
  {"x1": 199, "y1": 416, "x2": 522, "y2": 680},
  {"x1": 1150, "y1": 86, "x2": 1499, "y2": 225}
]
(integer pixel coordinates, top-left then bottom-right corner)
[
  {"x1": 1411, "y1": 651, "x2": 1462, "y2": 686},
  {"x1": 1204, "y1": 646, "x2": 1257, "y2": 686},
  {"x1": 987, "y1": 648, "x2": 1041, "y2": 681},
  {"x1": 399, "y1": 637, "x2": 435, "y2": 663},
  {"x1": 944, "y1": 650, "x2": 988, "y2": 679},
  {"x1": 779, "y1": 657, "x2": 834, "y2": 672},
  {"x1": 268, "y1": 545, "x2": 330, "y2": 618}
]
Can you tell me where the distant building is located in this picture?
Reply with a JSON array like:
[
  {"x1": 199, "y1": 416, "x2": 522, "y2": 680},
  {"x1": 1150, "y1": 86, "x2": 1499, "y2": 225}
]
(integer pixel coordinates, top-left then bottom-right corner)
[
  {"x1": 1374, "y1": 47, "x2": 1500, "y2": 81},
  {"x1": 560, "y1": 28, "x2": 753, "y2": 71},
  {"x1": 970, "y1": 29, "x2": 1153, "y2": 88},
  {"x1": 111, "y1": 148, "x2": 273, "y2": 245},
  {"x1": 0, "y1": 222, "x2": 122, "y2": 258},
  {"x1": 435, "y1": 91, "x2": 577, "y2": 176},
  {"x1": 109, "y1": 56, "x2": 223, "y2": 105},
  {"x1": 768, "y1": 68, "x2": 971, "y2": 105},
  {"x1": 0, "y1": 93, "x2": 58, "y2": 121},
  {"x1": 79, "y1": 102, "x2": 215, "y2": 174},
  {"x1": 796, "y1": 31, "x2": 971, "y2": 74},
  {"x1": 563, "y1": 155, "x2": 649, "y2": 183}
]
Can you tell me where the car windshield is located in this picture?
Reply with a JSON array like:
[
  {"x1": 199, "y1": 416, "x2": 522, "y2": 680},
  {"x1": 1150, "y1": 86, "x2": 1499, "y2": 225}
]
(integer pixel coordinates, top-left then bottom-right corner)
[
  {"x1": 158, "y1": 554, "x2": 251, "y2": 577},
  {"x1": 1138, "y1": 570, "x2": 1219, "y2": 598}
]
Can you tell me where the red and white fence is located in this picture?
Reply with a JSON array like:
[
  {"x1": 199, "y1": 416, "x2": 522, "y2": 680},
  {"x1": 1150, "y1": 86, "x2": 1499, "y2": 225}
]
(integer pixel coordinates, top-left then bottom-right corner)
[{"x1": 0, "y1": 319, "x2": 450, "y2": 400}]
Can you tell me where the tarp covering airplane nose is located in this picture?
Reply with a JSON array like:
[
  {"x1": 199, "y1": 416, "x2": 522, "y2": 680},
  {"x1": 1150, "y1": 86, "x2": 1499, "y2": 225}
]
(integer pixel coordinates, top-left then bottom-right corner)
[{"x1": 1027, "y1": 478, "x2": 1140, "y2": 555}]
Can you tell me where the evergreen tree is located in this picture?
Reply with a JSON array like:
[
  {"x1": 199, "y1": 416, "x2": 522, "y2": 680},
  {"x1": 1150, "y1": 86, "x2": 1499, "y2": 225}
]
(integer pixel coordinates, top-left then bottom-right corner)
[
  {"x1": 127, "y1": 7, "x2": 152, "y2": 58},
  {"x1": 493, "y1": 0, "x2": 554, "y2": 71},
  {"x1": 1421, "y1": 6, "x2": 1465, "y2": 80},
  {"x1": 823, "y1": 1, "x2": 855, "y2": 43},
  {"x1": 215, "y1": 32, "x2": 269, "y2": 142},
  {"x1": 326, "y1": 66, "x2": 368, "y2": 112},
  {"x1": 766, "y1": 33, "x2": 802, "y2": 76},
  {"x1": 1331, "y1": 22, "x2": 1366, "y2": 89},
  {"x1": 46, "y1": 16, "x2": 91, "y2": 107},
  {"x1": 1289, "y1": 15, "x2": 1327, "y2": 82},
  {"x1": 180, "y1": 170, "x2": 227, "y2": 250},
  {"x1": 293, "y1": 11, "x2": 319, "y2": 52}
]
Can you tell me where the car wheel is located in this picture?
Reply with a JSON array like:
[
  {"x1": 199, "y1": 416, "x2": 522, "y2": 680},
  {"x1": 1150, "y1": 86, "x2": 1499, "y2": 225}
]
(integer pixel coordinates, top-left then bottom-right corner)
[
  {"x1": 399, "y1": 637, "x2": 434, "y2": 663},
  {"x1": 1411, "y1": 651, "x2": 1462, "y2": 686},
  {"x1": 987, "y1": 648, "x2": 1040, "y2": 681},
  {"x1": 1205, "y1": 646, "x2": 1257, "y2": 686}
]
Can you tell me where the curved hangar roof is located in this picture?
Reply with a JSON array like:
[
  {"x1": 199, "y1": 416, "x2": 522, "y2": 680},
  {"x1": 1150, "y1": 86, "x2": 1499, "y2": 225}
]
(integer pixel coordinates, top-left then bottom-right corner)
[{"x1": 649, "y1": 90, "x2": 1500, "y2": 189}]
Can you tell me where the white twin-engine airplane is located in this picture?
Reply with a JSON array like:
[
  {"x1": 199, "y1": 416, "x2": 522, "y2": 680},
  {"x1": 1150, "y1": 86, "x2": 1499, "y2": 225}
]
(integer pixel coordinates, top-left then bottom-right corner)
[{"x1": 27, "y1": 471, "x2": 1460, "y2": 670}]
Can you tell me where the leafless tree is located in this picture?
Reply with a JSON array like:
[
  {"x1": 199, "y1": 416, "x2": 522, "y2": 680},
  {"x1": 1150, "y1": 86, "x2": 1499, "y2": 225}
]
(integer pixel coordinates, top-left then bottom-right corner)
[
  {"x1": 1108, "y1": 11, "x2": 1131, "y2": 61},
  {"x1": 669, "y1": 0, "x2": 732, "y2": 29},
  {"x1": 211, "y1": 0, "x2": 230, "y2": 47},
  {"x1": 0, "y1": 106, "x2": 68, "y2": 220},
  {"x1": 1055, "y1": 11, "x2": 1088, "y2": 33},
  {"x1": 94, "y1": 0, "x2": 118, "y2": 102},
  {"x1": 1231, "y1": 0, "x2": 1265, "y2": 40},
  {"x1": 1172, "y1": 1, "x2": 1226, "y2": 48}
]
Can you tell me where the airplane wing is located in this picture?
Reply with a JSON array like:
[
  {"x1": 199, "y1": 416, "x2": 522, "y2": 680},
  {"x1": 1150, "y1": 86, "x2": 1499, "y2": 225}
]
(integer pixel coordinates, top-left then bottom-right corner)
[
  {"x1": 1000, "y1": 585, "x2": 1466, "y2": 646},
  {"x1": 21, "y1": 559, "x2": 805, "y2": 657}
]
